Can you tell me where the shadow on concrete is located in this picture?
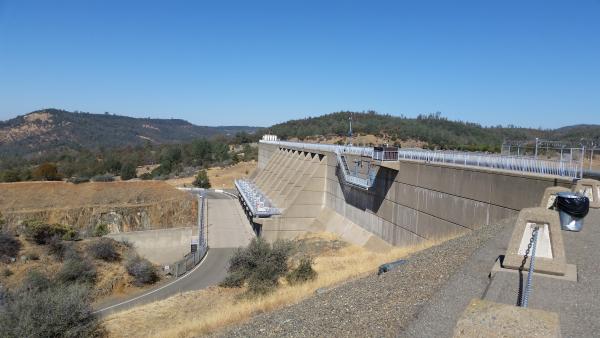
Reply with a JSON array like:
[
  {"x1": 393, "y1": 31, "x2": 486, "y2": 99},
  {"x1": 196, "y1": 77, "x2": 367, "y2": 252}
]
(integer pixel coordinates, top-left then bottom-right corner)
[{"x1": 336, "y1": 162, "x2": 397, "y2": 213}]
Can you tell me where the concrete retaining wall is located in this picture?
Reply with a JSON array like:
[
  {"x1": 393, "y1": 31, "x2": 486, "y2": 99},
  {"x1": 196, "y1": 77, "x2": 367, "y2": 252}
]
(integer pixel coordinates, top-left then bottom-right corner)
[
  {"x1": 106, "y1": 227, "x2": 192, "y2": 265},
  {"x1": 256, "y1": 143, "x2": 574, "y2": 247}
]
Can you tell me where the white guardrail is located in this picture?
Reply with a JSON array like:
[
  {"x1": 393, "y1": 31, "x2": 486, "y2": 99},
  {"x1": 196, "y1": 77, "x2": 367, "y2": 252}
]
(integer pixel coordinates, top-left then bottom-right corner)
[{"x1": 261, "y1": 140, "x2": 582, "y2": 178}]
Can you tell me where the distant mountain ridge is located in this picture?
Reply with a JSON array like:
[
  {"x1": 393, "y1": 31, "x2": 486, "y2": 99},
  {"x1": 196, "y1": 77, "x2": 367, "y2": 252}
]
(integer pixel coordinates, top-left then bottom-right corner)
[{"x1": 0, "y1": 109, "x2": 259, "y2": 157}]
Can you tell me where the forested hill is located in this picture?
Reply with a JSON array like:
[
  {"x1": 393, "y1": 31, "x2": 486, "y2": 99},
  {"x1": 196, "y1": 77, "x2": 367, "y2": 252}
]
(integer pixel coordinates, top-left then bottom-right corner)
[
  {"x1": 0, "y1": 109, "x2": 258, "y2": 157},
  {"x1": 268, "y1": 111, "x2": 600, "y2": 151}
]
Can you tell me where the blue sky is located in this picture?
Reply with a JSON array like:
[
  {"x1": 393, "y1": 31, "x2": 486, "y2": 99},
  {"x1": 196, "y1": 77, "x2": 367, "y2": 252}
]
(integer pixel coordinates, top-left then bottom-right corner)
[{"x1": 0, "y1": 1, "x2": 598, "y2": 128}]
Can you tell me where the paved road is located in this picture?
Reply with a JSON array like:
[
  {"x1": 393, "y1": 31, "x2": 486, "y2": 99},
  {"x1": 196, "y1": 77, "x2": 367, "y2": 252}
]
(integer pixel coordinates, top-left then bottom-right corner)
[{"x1": 93, "y1": 189, "x2": 253, "y2": 317}]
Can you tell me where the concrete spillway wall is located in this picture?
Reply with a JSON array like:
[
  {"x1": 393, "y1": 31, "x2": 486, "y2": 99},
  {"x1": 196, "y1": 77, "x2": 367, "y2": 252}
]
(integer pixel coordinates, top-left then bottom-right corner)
[{"x1": 255, "y1": 143, "x2": 573, "y2": 247}]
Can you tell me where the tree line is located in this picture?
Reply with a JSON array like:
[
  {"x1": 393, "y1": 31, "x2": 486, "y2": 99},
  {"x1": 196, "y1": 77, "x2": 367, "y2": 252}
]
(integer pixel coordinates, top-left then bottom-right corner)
[{"x1": 0, "y1": 133, "x2": 259, "y2": 183}]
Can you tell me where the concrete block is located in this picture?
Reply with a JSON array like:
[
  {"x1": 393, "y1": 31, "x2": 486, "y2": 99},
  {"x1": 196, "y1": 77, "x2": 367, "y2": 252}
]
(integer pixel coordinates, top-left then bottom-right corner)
[
  {"x1": 573, "y1": 178, "x2": 600, "y2": 209},
  {"x1": 394, "y1": 183, "x2": 420, "y2": 210},
  {"x1": 374, "y1": 198, "x2": 395, "y2": 224},
  {"x1": 416, "y1": 188, "x2": 489, "y2": 229},
  {"x1": 455, "y1": 169, "x2": 492, "y2": 203},
  {"x1": 394, "y1": 161, "x2": 420, "y2": 185},
  {"x1": 416, "y1": 212, "x2": 468, "y2": 240},
  {"x1": 283, "y1": 204, "x2": 322, "y2": 218},
  {"x1": 293, "y1": 191, "x2": 325, "y2": 205},
  {"x1": 392, "y1": 223, "x2": 423, "y2": 247},
  {"x1": 540, "y1": 186, "x2": 571, "y2": 209},
  {"x1": 453, "y1": 299, "x2": 560, "y2": 338},
  {"x1": 489, "y1": 174, "x2": 554, "y2": 211},
  {"x1": 503, "y1": 207, "x2": 566, "y2": 276},
  {"x1": 391, "y1": 202, "x2": 418, "y2": 234},
  {"x1": 488, "y1": 205, "x2": 518, "y2": 227},
  {"x1": 415, "y1": 164, "x2": 449, "y2": 192}
]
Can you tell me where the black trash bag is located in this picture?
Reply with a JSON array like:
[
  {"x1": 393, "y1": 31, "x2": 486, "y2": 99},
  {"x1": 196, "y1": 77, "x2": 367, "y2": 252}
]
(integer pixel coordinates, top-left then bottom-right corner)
[{"x1": 556, "y1": 192, "x2": 590, "y2": 219}]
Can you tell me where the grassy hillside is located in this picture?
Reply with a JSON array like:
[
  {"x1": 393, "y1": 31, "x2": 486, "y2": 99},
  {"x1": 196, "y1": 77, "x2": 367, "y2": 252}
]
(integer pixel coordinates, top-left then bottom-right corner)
[
  {"x1": 268, "y1": 111, "x2": 600, "y2": 151},
  {"x1": 0, "y1": 109, "x2": 259, "y2": 157}
]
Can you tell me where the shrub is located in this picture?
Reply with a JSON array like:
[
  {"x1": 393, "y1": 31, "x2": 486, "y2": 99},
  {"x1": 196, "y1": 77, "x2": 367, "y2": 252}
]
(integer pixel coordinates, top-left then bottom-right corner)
[
  {"x1": 89, "y1": 238, "x2": 120, "y2": 262},
  {"x1": 120, "y1": 162, "x2": 137, "y2": 181},
  {"x1": 22, "y1": 221, "x2": 78, "y2": 244},
  {"x1": 67, "y1": 176, "x2": 90, "y2": 184},
  {"x1": 120, "y1": 239, "x2": 134, "y2": 249},
  {"x1": 47, "y1": 236, "x2": 74, "y2": 260},
  {"x1": 126, "y1": 256, "x2": 158, "y2": 286},
  {"x1": 220, "y1": 237, "x2": 293, "y2": 295},
  {"x1": 91, "y1": 174, "x2": 115, "y2": 182},
  {"x1": 93, "y1": 223, "x2": 110, "y2": 237},
  {"x1": 20, "y1": 270, "x2": 52, "y2": 293},
  {"x1": 0, "y1": 284, "x2": 104, "y2": 338},
  {"x1": 1, "y1": 169, "x2": 21, "y2": 182},
  {"x1": 192, "y1": 169, "x2": 211, "y2": 188},
  {"x1": 139, "y1": 172, "x2": 153, "y2": 180},
  {"x1": 56, "y1": 257, "x2": 97, "y2": 285},
  {"x1": 286, "y1": 257, "x2": 317, "y2": 285},
  {"x1": 0, "y1": 232, "x2": 21, "y2": 259}
]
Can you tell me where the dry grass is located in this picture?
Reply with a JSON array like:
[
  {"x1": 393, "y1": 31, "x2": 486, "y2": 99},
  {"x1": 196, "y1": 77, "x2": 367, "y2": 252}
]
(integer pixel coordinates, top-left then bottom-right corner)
[
  {"x1": 103, "y1": 232, "x2": 452, "y2": 338},
  {"x1": 0, "y1": 181, "x2": 192, "y2": 212},
  {"x1": 165, "y1": 161, "x2": 257, "y2": 189}
]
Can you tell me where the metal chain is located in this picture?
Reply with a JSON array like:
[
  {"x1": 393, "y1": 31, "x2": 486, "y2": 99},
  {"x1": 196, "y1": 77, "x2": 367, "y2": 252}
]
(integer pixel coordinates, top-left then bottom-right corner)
[
  {"x1": 518, "y1": 227, "x2": 538, "y2": 272},
  {"x1": 518, "y1": 226, "x2": 540, "y2": 307}
]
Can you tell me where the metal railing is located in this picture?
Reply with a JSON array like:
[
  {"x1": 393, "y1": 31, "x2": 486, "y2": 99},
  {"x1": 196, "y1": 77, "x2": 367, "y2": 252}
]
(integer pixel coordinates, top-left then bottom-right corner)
[
  {"x1": 335, "y1": 150, "x2": 376, "y2": 189},
  {"x1": 260, "y1": 140, "x2": 582, "y2": 178},
  {"x1": 171, "y1": 247, "x2": 207, "y2": 277},
  {"x1": 397, "y1": 148, "x2": 581, "y2": 178},
  {"x1": 169, "y1": 188, "x2": 208, "y2": 277},
  {"x1": 235, "y1": 179, "x2": 281, "y2": 217}
]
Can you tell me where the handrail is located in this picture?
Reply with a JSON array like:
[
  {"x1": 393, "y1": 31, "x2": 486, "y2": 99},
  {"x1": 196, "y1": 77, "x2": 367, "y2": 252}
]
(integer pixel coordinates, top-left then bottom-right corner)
[
  {"x1": 260, "y1": 140, "x2": 582, "y2": 178},
  {"x1": 335, "y1": 150, "x2": 375, "y2": 189}
]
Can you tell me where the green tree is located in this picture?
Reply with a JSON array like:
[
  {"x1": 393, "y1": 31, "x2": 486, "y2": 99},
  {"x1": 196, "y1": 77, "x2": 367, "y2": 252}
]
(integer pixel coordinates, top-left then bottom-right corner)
[
  {"x1": 1, "y1": 169, "x2": 21, "y2": 182},
  {"x1": 120, "y1": 162, "x2": 137, "y2": 180},
  {"x1": 192, "y1": 169, "x2": 211, "y2": 188}
]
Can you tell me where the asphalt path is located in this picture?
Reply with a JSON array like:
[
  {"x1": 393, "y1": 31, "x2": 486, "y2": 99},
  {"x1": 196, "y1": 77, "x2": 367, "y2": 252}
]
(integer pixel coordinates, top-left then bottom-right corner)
[{"x1": 93, "y1": 188, "x2": 252, "y2": 317}]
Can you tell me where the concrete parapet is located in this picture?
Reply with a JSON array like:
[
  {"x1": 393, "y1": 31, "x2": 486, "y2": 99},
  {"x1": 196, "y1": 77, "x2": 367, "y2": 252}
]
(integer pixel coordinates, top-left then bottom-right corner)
[
  {"x1": 503, "y1": 207, "x2": 566, "y2": 276},
  {"x1": 573, "y1": 178, "x2": 600, "y2": 209},
  {"x1": 540, "y1": 186, "x2": 571, "y2": 209}
]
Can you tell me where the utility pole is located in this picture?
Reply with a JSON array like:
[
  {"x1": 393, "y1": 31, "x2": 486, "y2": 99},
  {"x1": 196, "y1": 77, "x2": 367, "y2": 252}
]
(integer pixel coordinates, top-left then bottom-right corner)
[
  {"x1": 590, "y1": 142, "x2": 596, "y2": 171},
  {"x1": 534, "y1": 138, "x2": 539, "y2": 159},
  {"x1": 348, "y1": 113, "x2": 353, "y2": 146}
]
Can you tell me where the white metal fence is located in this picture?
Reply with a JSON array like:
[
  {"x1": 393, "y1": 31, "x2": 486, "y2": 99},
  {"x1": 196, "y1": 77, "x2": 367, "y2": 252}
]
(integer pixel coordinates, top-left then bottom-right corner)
[{"x1": 261, "y1": 140, "x2": 583, "y2": 178}]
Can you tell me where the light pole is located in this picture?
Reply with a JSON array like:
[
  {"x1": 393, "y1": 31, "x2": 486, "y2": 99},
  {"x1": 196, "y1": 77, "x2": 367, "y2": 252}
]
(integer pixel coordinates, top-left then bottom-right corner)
[{"x1": 348, "y1": 113, "x2": 353, "y2": 146}]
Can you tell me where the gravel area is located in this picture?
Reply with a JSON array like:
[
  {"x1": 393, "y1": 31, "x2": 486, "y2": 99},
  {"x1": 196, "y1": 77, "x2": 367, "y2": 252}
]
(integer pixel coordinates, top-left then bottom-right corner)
[{"x1": 211, "y1": 220, "x2": 510, "y2": 338}]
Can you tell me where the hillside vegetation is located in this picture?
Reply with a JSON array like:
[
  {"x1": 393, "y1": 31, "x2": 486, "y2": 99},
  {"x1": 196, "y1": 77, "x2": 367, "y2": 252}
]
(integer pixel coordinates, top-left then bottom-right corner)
[
  {"x1": 0, "y1": 109, "x2": 258, "y2": 158},
  {"x1": 269, "y1": 111, "x2": 600, "y2": 151}
]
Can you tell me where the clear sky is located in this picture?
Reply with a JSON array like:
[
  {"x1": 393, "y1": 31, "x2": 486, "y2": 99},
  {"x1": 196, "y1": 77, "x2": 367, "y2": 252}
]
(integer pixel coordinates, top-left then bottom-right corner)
[{"x1": 0, "y1": 1, "x2": 598, "y2": 128}]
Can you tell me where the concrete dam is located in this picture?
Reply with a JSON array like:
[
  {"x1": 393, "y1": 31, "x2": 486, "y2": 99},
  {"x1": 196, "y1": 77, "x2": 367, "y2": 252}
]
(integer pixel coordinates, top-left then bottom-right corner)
[{"x1": 238, "y1": 140, "x2": 577, "y2": 248}]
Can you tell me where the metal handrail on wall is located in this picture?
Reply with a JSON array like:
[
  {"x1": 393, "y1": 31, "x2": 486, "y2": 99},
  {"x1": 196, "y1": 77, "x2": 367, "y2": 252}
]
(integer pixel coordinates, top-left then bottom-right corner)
[
  {"x1": 260, "y1": 140, "x2": 582, "y2": 178},
  {"x1": 335, "y1": 150, "x2": 375, "y2": 189}
]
